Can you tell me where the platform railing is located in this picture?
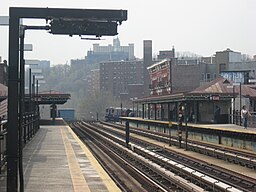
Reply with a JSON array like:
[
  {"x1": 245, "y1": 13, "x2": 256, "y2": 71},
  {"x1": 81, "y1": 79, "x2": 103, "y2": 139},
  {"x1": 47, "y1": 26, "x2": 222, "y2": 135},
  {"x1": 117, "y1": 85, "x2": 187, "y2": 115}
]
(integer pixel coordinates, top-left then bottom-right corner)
[
  {"x1": 248, "y1": 115, "x2": 256, "y2": 128},
  {"x1": 233, "y1": 112, "x2": 256, "y2": 128},
  {"x1": 0, "y1": 112, "x2": 40, "y2": 174},
  {"x1": 23, "y1": 112, "x2": 40, "y2": 144},
  {"x1": 0, "y1": 119, "x2": 7, "y2": 174}
]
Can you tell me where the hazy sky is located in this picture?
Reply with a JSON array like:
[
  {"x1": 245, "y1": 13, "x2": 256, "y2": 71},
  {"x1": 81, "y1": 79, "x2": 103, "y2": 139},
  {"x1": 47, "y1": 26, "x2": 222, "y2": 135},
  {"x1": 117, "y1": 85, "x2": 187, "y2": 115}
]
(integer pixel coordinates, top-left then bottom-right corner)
[{"x1": 0, "y1": 0, "x2": 255, "y2": 65}]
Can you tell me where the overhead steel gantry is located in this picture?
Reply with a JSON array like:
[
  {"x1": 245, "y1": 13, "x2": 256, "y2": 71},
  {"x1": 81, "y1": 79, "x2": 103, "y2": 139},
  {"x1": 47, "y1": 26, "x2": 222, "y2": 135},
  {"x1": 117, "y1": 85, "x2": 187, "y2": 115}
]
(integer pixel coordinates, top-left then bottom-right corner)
[{"x1": 7, "y1": 7, "x2": 127, "y2": 192}]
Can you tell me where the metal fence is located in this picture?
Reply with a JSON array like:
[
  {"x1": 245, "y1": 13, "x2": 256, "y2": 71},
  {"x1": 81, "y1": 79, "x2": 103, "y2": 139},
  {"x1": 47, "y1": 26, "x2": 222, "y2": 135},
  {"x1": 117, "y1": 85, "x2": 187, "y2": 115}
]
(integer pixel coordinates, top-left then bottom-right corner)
[
  {"x1": 0, "y1": 113, "x2": 40, "y2": 174},
  {"x1": 232, "y1": 113, "x2": 256, "y2": 128},
  {"x1": 0, "y1": 120, "x2": 7, "y2": 174}
]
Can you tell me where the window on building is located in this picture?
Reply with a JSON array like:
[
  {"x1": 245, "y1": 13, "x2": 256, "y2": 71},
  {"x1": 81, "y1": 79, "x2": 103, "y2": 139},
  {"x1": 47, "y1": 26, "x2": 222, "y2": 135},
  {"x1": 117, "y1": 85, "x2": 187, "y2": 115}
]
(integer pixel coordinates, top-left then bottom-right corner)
[
  {"x1": 206, "y1": 73, "x2": 211, "y2": 80},
  {"x1": 201, "y1": 73, "x2": 205, "y2": 81},
  {"x1": 219, "y1": 63, "x2": 226, "y2": 72}
]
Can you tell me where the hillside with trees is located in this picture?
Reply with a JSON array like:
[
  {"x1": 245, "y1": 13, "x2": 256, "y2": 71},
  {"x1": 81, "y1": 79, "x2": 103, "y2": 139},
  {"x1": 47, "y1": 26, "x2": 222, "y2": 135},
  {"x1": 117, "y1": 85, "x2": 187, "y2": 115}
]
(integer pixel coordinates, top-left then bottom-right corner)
[{"x1": 39, "y1": 64, "x2": 123, "y2": 120}]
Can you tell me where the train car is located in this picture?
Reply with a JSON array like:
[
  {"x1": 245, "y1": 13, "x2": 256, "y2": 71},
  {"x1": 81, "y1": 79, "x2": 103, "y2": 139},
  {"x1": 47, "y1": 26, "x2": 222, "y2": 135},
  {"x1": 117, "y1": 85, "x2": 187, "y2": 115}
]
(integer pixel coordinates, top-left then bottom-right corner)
[{"x1": 105, "y1": 107, "x2": 133, "y2": 122}]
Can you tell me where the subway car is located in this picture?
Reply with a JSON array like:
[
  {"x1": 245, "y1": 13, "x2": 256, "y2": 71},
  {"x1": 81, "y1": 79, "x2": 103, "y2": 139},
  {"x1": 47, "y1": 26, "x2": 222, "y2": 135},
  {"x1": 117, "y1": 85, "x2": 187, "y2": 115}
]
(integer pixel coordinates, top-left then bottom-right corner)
[{"x1": 105, "y1": 107, "x2": 132, "y2": 122}]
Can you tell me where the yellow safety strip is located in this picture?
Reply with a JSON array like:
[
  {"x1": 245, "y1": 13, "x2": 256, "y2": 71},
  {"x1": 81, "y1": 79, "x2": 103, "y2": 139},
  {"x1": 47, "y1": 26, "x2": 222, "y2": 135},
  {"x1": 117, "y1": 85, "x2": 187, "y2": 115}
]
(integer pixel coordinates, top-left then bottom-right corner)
[
  {"x1": 67, "y1": 126, "x2": 121, "y2": 192},
  {"x1": 61, "y1": 127, "x2": 91, "y2": 192}
]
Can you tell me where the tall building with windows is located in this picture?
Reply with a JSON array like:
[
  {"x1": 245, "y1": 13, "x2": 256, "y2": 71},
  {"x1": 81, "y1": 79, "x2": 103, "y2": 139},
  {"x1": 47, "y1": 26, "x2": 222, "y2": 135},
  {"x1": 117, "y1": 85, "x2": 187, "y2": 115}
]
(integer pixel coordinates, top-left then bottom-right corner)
[
  {"x1": 100, "y1": 60, "x2": 144, "y2": 100},
  {"x1": 148, "y1": 58, "x2": 201, "y2": 96},
  {"x1": 86, "y1": 69, "x2": 100, "y2": 95},
  {"x1": 86, "y1": 37, "x2": 135, "y2": 65},
  {"x1": 143, "y1": 40, "x2": 153, "y2": 96}
]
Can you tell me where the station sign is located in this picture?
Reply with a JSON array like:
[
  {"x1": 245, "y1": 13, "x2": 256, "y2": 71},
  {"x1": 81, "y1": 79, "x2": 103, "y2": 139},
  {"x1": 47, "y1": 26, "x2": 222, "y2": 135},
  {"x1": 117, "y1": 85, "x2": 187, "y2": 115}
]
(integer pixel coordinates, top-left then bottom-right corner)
[{"x1": 210, "y1": 95, "x2": 220, "y2": 101}]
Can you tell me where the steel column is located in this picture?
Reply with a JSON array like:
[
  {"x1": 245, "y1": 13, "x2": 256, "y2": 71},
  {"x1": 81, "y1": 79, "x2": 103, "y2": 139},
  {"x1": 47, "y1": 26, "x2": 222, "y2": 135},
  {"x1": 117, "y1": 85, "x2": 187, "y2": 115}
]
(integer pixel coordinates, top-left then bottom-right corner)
[
  {"x1": 239, "y1": 82, "x2": 242, "y2": 126},
  {"x1": 154, "y1": 103, "x2": 157, "y2": 120},
  {"x1": 7, "y1": 11, "x2": 20, "y2": 192},
  {"x1": 147, "y1": 104, "x2": 150, "y2": 119},
  {"x1": 32, "y1": 75, "x2": 35, "y2": 134},
  {"x1": 18, "y1": 25, "x2": 25, "y2": 192},
  {"x1": 167, "y1": 103, "x2": 170, "y2": 121},
  {"x1": 125, "y1": 121, "x2": 129, "y2": 148},
  {"x1": 142, "y1": 104, "x2": 145, "y2": 119}
]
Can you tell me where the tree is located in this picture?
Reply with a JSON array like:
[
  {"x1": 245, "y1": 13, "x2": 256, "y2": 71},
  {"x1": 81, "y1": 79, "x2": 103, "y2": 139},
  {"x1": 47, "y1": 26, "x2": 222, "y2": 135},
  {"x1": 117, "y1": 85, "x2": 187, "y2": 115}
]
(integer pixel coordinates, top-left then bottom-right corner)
[{"x1": 77, "y1": 90, "x2": 120, "y2": 120}]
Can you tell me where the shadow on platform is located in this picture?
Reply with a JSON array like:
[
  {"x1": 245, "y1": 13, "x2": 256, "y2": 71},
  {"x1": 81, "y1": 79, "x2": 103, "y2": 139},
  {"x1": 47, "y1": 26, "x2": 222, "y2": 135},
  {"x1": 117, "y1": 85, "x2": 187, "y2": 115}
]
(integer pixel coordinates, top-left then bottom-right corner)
[{"x1": 39, "y1": 118, "x2": 67, "y2": 126}]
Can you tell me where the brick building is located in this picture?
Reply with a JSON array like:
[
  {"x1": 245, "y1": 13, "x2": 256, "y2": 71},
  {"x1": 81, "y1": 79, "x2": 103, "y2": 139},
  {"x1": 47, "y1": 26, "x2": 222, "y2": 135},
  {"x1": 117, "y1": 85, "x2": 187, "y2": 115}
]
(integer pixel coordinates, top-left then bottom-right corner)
[
  {"x1": 148, "y1": 59, "x2": 171, "y2": 96},
  {"x1": 148, "y1": 58, "x2": 202, "y2": 95},
  {"x1": 86, "y1": 69, "x2": 100, "y2": 95},
  {"x1": 100, "y1": 60, "x2": 144, "y2": 100}
]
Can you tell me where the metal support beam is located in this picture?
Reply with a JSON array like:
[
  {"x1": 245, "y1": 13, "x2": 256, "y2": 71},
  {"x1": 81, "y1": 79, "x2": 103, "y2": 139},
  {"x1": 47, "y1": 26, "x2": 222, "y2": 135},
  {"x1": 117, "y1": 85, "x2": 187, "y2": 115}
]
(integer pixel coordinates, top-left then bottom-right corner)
[
  {"x1": 142, "y1": 104, "x2": 144, "y2": 119},
  {"x1": 7, "y1": 12, "x2": 19, "y2": 192},
  {"x1": 125, "y1": 121, "x2": 129, "y2": 148},
  {"x1": 167, "y1": 103, "x2": 170, "y2": 121},
  {"x1": 154, "y1": 103, "x2": 157, "y2": 120},
  {"x1": 148, "y1": 104, "x2": 150, "y2": 119},
  {"x1": 29, "y1": 68, "x2": 32, "y2": 112},
  {"x1": 32, "y1": 75, "x2": 35, "y2": 112},
  {"x1": 239, "y1": 82, "x2": 242, "y2": 126},
  {"x1": 18, "y1": 25, "x2": 25, "y2": 192},
  {"x1": 9, "y1": 7, "x2": 127, "y2": 22}
]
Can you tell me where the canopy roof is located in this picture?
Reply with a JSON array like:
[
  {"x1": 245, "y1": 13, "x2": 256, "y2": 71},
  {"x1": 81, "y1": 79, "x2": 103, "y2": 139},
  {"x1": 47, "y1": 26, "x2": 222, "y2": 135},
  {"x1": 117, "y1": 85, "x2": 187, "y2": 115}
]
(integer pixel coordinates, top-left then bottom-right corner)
[{"x1": 135, "y1": 77, "x2": 256, "y2": 104}]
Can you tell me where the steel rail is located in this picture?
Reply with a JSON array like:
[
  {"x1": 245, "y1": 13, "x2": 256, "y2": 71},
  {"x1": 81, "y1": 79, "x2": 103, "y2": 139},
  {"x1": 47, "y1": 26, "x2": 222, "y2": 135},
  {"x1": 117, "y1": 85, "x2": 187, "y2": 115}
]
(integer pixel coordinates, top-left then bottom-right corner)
[
  {"x1": 101, "y1": 121, "x2": 256, "y2": 169},
  {"x1": 89, "y1": 121, "x2": 255, "y2": 192},
  {"x1": 73, "y1": 122, "x2": 204, "y2": 192},
  {"x1": 71, "y1": 122, "x2": 168, "y2": 192}
]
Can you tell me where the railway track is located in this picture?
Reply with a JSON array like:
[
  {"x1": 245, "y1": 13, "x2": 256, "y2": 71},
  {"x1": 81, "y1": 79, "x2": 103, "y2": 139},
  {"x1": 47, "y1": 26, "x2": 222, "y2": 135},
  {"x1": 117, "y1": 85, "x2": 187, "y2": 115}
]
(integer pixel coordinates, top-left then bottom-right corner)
[
  {"x1": 70, "y1": 123, "x2": 150, "y2": 192},
  {"x1": 71, "y1": 122, "x2": 204, "y2": 192},
  {"x1": 80, "y1": 121, "x2": 256, "y2": 192},
  {"x1": 101, "y1": 121, "x2": 256, "y2": 169}
]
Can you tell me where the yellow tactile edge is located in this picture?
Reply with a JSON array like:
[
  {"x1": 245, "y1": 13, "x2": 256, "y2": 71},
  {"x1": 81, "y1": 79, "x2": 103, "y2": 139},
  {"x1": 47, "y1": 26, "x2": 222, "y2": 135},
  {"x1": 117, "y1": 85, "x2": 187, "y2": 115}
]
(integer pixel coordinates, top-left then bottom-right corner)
[
  {"x1": 61, "y1": 128, "x2": 91, "y2": 192},
  {"x1": 66, "y1": 126, "x2": 121, "y2": 192}
]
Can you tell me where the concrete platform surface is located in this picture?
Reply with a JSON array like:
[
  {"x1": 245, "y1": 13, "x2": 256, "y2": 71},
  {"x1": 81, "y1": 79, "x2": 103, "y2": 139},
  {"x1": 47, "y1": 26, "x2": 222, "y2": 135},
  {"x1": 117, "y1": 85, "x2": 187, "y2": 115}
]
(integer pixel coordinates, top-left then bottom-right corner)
[{"x1": 0, "y1": 124, "x2": 121, "y2": 192}]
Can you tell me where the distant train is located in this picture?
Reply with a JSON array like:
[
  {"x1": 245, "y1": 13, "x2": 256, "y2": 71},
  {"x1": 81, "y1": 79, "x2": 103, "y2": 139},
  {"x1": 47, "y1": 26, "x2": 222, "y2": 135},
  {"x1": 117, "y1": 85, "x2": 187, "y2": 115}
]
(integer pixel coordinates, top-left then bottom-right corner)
[{"x1": 105, "y1": 107, "x2": 133, "y2": 122}]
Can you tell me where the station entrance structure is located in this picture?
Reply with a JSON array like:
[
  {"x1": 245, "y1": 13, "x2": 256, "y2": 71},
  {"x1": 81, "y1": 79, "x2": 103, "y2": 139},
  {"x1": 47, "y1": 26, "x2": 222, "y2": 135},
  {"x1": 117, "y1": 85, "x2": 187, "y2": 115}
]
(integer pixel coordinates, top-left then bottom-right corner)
[{"x1": 7, "y1": 7, "x2": 127, "y2": 192}]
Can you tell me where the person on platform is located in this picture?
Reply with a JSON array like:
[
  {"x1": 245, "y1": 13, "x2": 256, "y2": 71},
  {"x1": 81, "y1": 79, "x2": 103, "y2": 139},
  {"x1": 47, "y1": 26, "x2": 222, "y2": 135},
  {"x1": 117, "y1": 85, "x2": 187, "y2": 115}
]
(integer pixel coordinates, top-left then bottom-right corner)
[{"x1": 241, "y1": 105, "x2": 250, "y2": 129}]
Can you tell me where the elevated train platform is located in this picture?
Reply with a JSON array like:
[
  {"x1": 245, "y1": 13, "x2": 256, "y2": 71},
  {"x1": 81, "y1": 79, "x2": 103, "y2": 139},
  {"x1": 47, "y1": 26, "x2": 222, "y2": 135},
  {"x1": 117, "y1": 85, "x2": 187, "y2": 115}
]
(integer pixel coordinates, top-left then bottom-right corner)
[
  {"x1": 0, "y1": 119, "x2": 120, "y2": 192},
  {"x1": 120, "y1": 117, "x2": 256, "y2": 152}
]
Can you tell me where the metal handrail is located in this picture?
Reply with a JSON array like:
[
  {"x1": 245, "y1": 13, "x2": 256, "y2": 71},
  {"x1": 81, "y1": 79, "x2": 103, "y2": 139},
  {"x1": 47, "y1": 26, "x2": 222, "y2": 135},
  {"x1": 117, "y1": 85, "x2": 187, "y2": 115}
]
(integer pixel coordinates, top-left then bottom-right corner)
[
  {"x1": 0, "y1": 120, "x2": 7, "y2": 174},
  {"x1": 232, "y1": 113, "x2": 256, "y2": 128},
  {"x1": 0, "y1": 112, "x2": 40, "y2": 174}
]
